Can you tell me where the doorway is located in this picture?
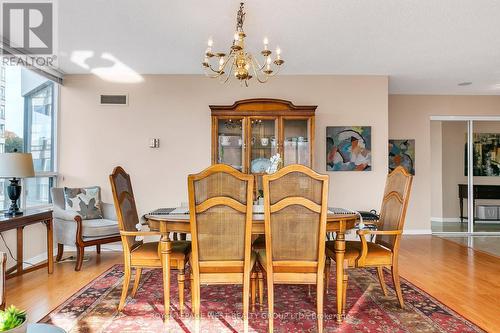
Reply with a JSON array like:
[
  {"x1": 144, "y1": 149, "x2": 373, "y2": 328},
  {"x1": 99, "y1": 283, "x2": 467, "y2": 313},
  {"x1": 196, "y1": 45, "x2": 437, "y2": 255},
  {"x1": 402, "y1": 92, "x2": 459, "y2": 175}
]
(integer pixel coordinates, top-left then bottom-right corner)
[{"x1": 430, "y1": 117, "x2": 500, "y2": 255}]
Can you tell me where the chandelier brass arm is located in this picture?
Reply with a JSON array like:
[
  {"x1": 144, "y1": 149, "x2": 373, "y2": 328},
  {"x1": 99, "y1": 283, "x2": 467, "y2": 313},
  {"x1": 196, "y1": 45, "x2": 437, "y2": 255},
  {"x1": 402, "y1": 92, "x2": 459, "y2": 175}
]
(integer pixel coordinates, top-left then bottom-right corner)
[{"x1": 202, "y1": 2, "x2": 284, "y2": 86}]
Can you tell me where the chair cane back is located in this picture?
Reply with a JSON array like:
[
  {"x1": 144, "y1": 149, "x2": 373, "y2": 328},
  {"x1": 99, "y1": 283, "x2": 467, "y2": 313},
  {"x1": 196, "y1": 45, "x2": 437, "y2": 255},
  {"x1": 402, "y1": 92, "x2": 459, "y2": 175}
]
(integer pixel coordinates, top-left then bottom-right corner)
[
  {"x1": 258, "y1": 164, "x2": 329, "y2": 333},
  {"x1": 188, "y1": 164, "x2": 256, "y2": 327}
]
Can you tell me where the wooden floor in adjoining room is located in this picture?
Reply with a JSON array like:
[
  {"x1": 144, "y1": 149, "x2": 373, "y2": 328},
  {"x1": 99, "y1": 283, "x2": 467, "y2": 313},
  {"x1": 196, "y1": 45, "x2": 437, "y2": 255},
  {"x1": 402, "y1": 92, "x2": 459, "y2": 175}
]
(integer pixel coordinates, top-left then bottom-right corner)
[{"x1": 5, "y1": 236, "x2": 500, "y2": 332}]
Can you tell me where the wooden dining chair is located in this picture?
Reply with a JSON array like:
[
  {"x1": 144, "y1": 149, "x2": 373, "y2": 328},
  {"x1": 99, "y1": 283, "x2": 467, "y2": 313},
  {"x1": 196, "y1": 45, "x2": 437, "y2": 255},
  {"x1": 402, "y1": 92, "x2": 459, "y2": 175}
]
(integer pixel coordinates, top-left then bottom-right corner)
[
  {"x1": 188, "y1": 164, "x2": 256, "y2": 327},
  {"x1": 257, "y1": 164, "x2": 329, "y2": 333},
  {"x1": 109, "y1": 166, "x2": 191, "y2": 317},
  {"x1": 326, "y1": 165, "x2": 413, "y2": 311}
]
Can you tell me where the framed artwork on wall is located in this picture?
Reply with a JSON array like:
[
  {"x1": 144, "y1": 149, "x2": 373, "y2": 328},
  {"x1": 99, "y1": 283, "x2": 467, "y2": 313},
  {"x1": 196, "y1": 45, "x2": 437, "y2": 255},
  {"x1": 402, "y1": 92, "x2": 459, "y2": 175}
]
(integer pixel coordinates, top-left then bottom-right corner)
[
  {"x1": 326, "y1": 126, "x2": 372, "y2": 171},
  {"x1": 465, "y1": 133, "x2": 500, "y2": 176},
  {"x1": 389, "y1": 139, "x2": 415, "y2": 175}
]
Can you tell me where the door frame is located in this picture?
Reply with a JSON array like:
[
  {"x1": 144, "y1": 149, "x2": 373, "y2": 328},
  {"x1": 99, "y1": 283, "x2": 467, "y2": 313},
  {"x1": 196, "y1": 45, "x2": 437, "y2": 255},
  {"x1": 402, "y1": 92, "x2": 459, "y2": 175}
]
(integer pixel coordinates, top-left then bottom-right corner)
[{"x1": 430, "y1": 115, "x2": 500, "y2": 236}]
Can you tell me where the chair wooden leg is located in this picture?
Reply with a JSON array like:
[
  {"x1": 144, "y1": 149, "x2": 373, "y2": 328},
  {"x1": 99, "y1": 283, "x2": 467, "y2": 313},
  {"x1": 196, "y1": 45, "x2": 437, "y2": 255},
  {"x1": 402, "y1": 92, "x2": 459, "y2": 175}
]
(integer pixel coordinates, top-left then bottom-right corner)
[
  {"x1": 75, "y1": 245, "x2": 84, "y2": 271},
  {"x1": 250, "y1": 272, "x2": 256, "y2": 311},
  {"x1": 56, "y1": 243, "x2": 64, "y2": 262},
  {"x1": 131, "y1": 267, "x2": 142, "y2": 297},
  {"x1": 317, "y1": 277, "x2": 324, "y2": 333},
  {"x1": 243, "y1": 270, "x2": 250, "y2": 330},
  {"x1": 391, "y1": 264, "x2": 405, "y2": 308},
  {"x1": 191, "y1": 271, "x2": 201, "y2": 319},
  {"x1": 195, "y1": 281, "x2": 201, "y2": 319},
  {"x1": 178, "y1": 268, "x2": 185, "y2": 315},
  {"x1": 377, "y1": 266, "x2": 388, "y2": 296},
  {"x1": 118, "y1": 262, "x2": 131, "y2": 311},
  {"x1": 258, "y1": 271, "x2": 264, "y2": 311},
  {"x1": 191, "y1": 275, "x2": 195, "y2": 314},
  {"x1": 96, "y1": 244, "x2": 101, "y2": 254},
  {"x1": 325, "y1": 259, "x2": 330, "y2": 294},
  {"x1": 266, "y1": 269, "x2": 274, "y2": 333}
]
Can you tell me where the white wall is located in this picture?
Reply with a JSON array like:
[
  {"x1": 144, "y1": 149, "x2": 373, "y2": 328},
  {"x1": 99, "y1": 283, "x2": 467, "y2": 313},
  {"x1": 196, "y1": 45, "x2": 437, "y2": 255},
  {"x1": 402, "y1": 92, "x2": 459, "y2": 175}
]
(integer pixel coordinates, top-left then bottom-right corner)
[
  {"x1": 58, "y1": 74, "x2": 389, "y2": 215},
  {"x1": 430, "y1": 121, "x2": 443, "y2": 218}
]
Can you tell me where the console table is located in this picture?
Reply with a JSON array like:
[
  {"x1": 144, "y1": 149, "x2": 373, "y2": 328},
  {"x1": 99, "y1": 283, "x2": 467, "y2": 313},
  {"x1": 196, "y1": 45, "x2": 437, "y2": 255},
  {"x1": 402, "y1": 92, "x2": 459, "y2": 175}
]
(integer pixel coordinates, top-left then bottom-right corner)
[
  {"x1": 0, "y1": 209, "x2": 53, "y2": 278},
  {"x1": 458, "y1": 184, "x2": 500, "y2": 222}
]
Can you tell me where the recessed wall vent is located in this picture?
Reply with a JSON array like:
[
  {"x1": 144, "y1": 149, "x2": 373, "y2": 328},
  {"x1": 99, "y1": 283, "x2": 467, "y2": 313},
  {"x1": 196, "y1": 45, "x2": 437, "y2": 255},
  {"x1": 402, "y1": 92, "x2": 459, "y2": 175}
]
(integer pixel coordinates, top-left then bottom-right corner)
[{"x1": 100, "y1": 94, "x2": 128, "y2": 106}]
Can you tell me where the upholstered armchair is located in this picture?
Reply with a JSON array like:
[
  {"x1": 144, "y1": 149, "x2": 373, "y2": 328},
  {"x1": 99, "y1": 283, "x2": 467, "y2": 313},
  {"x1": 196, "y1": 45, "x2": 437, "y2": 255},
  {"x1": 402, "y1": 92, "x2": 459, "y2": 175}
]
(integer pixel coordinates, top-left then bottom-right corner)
[{"x1": 51, "y1": 187, "x2": 121, "y2": 271}]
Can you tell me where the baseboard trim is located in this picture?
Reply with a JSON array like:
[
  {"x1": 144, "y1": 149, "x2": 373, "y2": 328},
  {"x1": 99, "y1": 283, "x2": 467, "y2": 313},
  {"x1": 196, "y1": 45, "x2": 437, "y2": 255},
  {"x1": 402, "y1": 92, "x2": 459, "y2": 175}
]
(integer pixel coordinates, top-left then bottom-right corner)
[
  {"x1": 23, "y1": 245, "x2": 124, "y2": 268},
  {"x1": 403, "y1": 229, "x2": 432, "y2": 235},
  {"x1": 24, "y1": 251, "x2": 51, "y2": 269},
  {"x1": 62, "y1": 244, "x2": 123, "y2": 252},
  {"x1": 431, "y1": 217, "x2": 463, "y2": 223}
]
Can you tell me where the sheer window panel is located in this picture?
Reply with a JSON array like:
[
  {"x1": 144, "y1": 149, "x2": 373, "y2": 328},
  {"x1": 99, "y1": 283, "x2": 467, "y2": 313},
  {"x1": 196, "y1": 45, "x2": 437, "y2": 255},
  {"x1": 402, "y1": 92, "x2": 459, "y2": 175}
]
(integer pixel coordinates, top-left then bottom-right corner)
[
  {"x1": 23, "y1": 176, "x2": 56, "y2": 209},
  {"x1": 0, "y1": 179, "x2": 7, "y2": 211}
]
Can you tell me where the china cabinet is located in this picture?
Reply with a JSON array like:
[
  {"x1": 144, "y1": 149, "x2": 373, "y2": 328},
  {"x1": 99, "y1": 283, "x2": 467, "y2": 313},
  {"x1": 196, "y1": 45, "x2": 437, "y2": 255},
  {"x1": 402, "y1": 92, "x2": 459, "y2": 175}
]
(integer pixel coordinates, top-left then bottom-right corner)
[{"x1": 210, "y1": 99, "x2": 316, "y2": 176}]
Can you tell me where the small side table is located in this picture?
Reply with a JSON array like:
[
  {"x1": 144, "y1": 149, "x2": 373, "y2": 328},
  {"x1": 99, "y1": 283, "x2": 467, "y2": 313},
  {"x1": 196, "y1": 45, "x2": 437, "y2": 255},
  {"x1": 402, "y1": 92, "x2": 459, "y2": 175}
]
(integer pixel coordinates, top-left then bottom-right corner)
[
  {"x1": 0, "y1": 209, "x2": 53, "y2": 279},
  {"x1": 27, "y1": 323, "x2": 66, "y2": 333}
]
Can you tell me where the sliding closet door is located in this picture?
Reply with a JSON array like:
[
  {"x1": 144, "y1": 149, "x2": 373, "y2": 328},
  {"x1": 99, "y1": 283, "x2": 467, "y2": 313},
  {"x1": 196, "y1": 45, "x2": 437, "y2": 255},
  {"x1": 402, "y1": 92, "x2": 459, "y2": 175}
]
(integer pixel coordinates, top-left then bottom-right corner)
[
  {"x1": 471, "y1": 121, "x2": 500, "y2": 233},
  {"x1": 430, "y1": 120, "x2": 470, "y2": 233}
]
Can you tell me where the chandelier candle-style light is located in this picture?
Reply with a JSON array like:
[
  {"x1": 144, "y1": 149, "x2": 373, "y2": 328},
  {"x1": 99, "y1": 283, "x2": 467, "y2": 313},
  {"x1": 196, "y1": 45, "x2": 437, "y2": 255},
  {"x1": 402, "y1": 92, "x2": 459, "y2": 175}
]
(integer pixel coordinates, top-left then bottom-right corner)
[{"x1": 202, "y1": 2, "x2": 284, "y2": 86}]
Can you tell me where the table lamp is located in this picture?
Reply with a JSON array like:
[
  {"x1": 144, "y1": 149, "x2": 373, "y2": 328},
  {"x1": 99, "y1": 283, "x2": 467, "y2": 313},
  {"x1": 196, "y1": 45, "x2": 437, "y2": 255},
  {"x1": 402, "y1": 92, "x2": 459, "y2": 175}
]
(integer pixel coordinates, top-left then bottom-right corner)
[{"x1": 0, "y1": 151, "x2": 35, "y2": 216}]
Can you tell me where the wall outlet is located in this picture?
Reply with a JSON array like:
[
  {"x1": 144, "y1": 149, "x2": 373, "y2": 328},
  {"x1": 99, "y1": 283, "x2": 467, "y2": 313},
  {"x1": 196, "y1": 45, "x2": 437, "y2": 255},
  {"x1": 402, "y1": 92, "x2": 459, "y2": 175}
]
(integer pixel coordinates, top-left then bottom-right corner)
[{"x1": 149, "y1": 138, "x2": 160, "y2": 148}]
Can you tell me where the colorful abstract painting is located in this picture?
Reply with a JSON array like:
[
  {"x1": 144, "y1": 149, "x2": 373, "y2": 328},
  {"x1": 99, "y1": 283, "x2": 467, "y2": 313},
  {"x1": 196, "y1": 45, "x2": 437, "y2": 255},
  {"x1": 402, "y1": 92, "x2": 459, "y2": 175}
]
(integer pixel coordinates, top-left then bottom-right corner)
[
  {"x1": 389, "y1": 139, "x2": 415, "y2": 175},
  {"x1": 326, "y1": 126, "x2": 372, "y2": 171}
]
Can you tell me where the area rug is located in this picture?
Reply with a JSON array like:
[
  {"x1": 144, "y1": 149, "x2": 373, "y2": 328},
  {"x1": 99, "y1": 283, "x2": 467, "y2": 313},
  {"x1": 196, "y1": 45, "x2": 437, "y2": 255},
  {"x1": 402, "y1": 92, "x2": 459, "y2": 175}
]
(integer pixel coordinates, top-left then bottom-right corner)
[{"x1": 40, "y1": 264, "x2": 485, "y2": 333}]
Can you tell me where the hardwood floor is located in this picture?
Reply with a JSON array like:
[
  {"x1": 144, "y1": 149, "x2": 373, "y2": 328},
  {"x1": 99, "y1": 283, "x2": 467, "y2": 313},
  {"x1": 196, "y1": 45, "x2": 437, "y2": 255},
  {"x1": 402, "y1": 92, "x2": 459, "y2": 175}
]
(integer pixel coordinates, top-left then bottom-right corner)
[
  {"x1": 398, "y1": 236, "x2": 500, "y2": 332},
  {"x1": 5, "y1": 236, "x2": 500, "y2": 332},
  {"x1": 6, "y1": 251, "x2": 122, "y2": 323}
]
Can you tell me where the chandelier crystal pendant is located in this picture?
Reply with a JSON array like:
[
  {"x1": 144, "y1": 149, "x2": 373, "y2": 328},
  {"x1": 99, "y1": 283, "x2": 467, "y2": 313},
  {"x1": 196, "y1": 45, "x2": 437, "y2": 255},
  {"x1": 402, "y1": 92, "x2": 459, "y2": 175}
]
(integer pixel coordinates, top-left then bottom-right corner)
[{"x1": 202, "y1": 2, "x2": 285, "y2": 86}]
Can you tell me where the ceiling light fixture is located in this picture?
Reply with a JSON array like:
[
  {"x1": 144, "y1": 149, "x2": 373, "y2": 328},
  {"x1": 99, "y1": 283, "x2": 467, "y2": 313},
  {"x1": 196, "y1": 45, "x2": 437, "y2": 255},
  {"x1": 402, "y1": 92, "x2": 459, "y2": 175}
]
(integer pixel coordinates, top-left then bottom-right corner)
[
  {"x1": 458, "y1": 82, "x2": 472, "y2": 86},
  {"x1": 202, "y1": 2, "x2": 284, "y2": 86}
]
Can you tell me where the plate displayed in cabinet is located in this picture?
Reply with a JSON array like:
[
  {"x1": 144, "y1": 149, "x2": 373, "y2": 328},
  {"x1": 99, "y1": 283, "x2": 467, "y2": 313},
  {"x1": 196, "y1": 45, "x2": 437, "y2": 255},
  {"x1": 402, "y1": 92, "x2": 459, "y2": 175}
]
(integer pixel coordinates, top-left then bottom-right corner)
[{"x1": 251, "y1": 158, "x2": 271, "y2": 173}]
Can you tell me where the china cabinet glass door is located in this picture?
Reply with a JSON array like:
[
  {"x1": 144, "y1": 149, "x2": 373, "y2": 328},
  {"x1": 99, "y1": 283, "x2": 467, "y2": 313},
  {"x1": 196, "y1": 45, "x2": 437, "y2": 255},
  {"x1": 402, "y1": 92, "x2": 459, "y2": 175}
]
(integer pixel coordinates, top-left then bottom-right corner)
[
  {"x1": 217, "y1": 118, "x2": 245, "y2": 171},
  {"x1": 283, "y1": 118, "x2": 311, "y2": 166},
  {"x1": 249, "y1": 117, "x2": 278, "y2": 174}
]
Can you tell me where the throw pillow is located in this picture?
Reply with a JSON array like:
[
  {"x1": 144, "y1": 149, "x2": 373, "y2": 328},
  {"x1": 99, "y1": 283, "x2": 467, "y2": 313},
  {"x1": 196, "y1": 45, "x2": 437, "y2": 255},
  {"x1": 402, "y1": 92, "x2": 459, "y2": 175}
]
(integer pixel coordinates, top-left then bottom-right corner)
[{"x1": 64, "y1": 186, "x2": 103, "y2": 220}]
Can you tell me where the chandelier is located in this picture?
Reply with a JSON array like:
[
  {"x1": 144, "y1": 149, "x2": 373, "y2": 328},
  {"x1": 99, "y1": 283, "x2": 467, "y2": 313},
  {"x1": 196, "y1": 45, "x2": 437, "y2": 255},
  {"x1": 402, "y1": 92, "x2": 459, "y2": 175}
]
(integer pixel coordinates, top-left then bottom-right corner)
[{"x1": 202, "y1": 2, "x2": 284, "y2": 86}]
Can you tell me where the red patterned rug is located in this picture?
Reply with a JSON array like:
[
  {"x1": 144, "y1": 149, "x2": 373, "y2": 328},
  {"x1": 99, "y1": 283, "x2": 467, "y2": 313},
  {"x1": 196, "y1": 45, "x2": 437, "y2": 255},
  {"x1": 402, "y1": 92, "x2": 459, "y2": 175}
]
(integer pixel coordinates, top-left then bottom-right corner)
[{"x1": 40, "y1": 264, "x2": 484, "y2": 332}]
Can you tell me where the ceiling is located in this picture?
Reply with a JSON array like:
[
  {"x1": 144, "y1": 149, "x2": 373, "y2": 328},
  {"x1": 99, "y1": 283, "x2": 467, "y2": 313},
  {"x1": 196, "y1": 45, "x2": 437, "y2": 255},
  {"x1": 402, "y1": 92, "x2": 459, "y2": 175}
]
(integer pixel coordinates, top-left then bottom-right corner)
[{"x1": 57, "y1": 0, "x2": 500, "y2": 94}]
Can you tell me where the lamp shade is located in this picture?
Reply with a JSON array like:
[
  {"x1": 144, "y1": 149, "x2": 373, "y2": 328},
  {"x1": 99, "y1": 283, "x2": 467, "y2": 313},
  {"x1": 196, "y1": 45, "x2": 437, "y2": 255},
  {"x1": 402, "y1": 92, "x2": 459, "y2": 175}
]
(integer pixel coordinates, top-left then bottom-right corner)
[{"x1": 0, "y1": 153, "x2": 35, "y2": 178}]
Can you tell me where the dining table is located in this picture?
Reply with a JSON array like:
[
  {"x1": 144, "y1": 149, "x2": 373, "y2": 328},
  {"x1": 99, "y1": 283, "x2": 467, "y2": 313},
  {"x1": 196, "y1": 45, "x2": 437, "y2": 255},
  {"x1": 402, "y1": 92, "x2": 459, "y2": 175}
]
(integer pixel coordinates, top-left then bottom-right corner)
[{"x1": 145, "y1": 209, "x2": 357, "y2": 323}]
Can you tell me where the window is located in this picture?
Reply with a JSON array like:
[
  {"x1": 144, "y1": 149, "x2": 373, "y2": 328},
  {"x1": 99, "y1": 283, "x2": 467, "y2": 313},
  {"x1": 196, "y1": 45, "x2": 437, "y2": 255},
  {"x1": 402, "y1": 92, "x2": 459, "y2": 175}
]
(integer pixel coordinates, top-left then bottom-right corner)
[
  {"x1": 25, "y1": 83, "x2": 54, "y2": 172},
  {"x1": 0, "y1": 67, "x2": 58, "y2": 211}
]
